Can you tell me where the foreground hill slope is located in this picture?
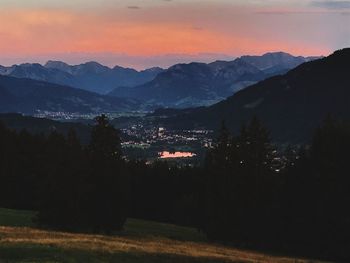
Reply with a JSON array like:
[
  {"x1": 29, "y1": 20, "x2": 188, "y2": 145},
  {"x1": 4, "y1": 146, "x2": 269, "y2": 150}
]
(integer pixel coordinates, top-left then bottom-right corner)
[
  {"x1": 0, "y1": 208, "x2": 326, "y2": 263},
  {"x1": 165, "y1": 48, "x2": 350, "y2": 143}
]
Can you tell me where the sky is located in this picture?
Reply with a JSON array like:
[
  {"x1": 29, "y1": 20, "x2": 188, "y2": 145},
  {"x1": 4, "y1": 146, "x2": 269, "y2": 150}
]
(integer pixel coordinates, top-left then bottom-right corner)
[{"x1": 0, "y1": 0, "x2": 349, "y2": 69}]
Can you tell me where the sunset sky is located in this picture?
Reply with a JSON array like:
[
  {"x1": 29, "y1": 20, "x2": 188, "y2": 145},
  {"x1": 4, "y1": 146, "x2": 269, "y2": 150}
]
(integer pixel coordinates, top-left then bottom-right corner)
[{"x1": 0, "y1": 0, "x2": 349, "y2": 69}]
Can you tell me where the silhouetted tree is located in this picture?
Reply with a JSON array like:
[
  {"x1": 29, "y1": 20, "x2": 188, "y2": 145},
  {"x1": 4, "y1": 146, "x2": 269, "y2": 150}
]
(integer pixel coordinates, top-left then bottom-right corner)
[
  {"x1": 204, "y1": 117, "x2": 276, "y2": 244},
  {"x1": 86, "y1": 114, "x2": 128, "y2": 233},
  {"x1": 36, "y1": 115, "x2": 128, "y2": 233}
]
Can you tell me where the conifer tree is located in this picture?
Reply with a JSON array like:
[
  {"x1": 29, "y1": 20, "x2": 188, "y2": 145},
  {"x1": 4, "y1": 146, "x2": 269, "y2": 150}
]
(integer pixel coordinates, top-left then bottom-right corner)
[{"x1": 87, "y1": 114, "x2": 128, "y2": 233}]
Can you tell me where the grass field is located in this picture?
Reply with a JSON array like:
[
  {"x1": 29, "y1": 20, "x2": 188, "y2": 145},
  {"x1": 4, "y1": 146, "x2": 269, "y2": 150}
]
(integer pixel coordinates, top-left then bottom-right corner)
[{"x1": 0, "y1": 208, "x2": 328, "y2": 263}]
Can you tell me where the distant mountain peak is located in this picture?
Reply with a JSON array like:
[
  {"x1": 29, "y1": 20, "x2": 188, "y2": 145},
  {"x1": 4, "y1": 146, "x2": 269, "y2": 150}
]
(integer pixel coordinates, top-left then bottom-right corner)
[
  {"x1": 262, "y1": 51, "x2": 293, "y2": 56},
  {"x1": 19, "y1": 63, "x2": 43, "y2": 68},
  {"x1": 45, "y1": 60, "x2": 70, "y2": 68},
  {"x1": 142, "y1": 67, "x2": 164, "y2": 73},
  {"x1": 81, "y1": 61, "x2": 107, "y2": 68},
  {"x1": 240, "y1": 51, "x2": 317, "y2": 71},
  {"x1": 45, "y1": 60, "x2": 71, "y2": 72},
  {"x1": 74, "y1": 61, "x2": 110, "y2": 74}
]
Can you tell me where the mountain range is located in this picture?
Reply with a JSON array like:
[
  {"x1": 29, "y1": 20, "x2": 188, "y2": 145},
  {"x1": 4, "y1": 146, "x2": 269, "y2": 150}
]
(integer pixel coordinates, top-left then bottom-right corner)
[
  {"x1": 108, "y1": 52, "x2": 319, "y2": 108},
  {"x1": 0, "y1": 52, "x2": 318, "y2": 110},
  {"x1": 161, "y1": 48, "x2": 350, "y2": 143},
  {"x1": 0, "y1": 61, "x2": 163, "y2": 94}
]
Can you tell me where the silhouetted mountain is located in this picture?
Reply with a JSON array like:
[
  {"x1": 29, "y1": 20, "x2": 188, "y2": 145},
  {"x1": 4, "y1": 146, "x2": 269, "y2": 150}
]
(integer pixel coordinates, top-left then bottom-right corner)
[
  {"x1": 0, "y1": 62, "x2": 163, "y2": 94},
  {"x1": 162, "y1": 49, "x2": 349, "y2": 143},
  {"x1": 0, "y1": 75, "x2": 141, "y2": 114},
  {"x1": 44, "y1": 61, "x2": 72, "y2": 73},
  {"x1": 108, "y1": 52, "x2": 318, "y2": 108},
  {"x1": 0, "y1": 63, "x2": 76, "y2": 87}
]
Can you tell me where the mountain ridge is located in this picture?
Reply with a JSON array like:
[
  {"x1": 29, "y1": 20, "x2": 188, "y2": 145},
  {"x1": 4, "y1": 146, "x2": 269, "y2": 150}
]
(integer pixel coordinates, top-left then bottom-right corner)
[
  {"x1": 108, "y1": 52, "x2": 321, "y2": 108},
  {"x1": 0, "y1": 61, "x2": 164, "y2": 94}
]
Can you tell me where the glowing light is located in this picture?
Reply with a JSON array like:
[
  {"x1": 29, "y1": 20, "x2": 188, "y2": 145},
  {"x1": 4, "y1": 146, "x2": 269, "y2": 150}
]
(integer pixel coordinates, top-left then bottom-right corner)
[{"x1": 159, "y1": 151, "x2": 196, "y2": 159}]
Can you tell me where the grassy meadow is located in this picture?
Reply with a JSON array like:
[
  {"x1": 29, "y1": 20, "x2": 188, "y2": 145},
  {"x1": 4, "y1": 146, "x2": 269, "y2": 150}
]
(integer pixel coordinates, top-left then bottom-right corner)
[{"x1": 0, "y1": 208, "x2": 329, "y2": 263}]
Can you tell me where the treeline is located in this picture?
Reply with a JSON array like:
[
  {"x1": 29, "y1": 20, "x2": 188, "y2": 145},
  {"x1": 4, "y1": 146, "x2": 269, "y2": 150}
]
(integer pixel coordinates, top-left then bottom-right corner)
[
  {"x1": 0, "y1": 115, "x2": 201, "y2": 232},
  {"x1": 0, "y1": 115, "x2": 128, "y2": 233},
  {"x1": 1, "y1": 114, "x2": 350, "y2": 260},
  {"x1": 203, "y1": 117, "x2": 350, "y2": 260}
]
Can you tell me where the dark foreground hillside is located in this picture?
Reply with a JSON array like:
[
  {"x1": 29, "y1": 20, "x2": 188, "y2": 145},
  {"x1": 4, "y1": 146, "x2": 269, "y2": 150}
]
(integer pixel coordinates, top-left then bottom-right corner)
[{"x1": 0, "y1": 208, "x2": 327, "y2": 263}]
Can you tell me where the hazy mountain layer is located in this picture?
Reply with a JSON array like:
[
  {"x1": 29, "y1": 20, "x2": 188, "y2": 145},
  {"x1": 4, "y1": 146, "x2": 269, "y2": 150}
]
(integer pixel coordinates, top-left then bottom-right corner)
[
  {"x1": 0, "y1": 61, "x2": 163, "y2": 94},
  {"x1": 0, "y1": 75, "x2": 141, "y2": 114}
]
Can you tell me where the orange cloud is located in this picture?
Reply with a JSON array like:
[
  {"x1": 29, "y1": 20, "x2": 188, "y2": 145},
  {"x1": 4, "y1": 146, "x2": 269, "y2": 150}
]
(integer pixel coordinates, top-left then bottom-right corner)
[{"x1": 0, "y1": 5, "x2": 332, "y2": 61}]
